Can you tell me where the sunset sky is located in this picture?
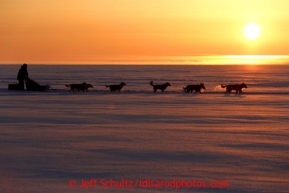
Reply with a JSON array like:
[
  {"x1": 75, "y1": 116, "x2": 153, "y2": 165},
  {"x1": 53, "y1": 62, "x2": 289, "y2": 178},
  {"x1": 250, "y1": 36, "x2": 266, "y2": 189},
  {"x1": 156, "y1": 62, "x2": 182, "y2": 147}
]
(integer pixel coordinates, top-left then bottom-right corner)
[{"x1": 1, "y1": 0, "x2": 289, "y2": 64}]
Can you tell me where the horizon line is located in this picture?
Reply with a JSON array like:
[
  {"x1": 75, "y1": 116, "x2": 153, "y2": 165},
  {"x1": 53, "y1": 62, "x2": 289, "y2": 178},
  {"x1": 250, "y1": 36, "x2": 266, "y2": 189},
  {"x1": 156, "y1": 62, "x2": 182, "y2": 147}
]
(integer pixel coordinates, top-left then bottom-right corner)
[{"x1": 1, "y1": 55, "x2": 289, "y2": 65}]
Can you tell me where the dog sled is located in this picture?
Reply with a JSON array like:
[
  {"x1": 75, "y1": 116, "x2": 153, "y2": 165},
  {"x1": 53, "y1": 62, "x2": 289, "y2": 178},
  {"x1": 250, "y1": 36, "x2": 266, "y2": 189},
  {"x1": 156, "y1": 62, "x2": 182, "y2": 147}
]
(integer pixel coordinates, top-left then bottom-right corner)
[
  {"x1": 25, "y1": 78, "x2": 50, "y2": 91},
  {"x1": 8, "y1": 78, "x2": 50, "y2": 92}
]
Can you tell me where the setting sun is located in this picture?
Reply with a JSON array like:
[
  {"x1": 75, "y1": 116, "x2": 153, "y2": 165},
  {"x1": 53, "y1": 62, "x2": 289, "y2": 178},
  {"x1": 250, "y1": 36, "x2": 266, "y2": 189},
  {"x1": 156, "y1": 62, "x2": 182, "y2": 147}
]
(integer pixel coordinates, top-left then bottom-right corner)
[{"x1": 244, "y1": 24, "x2": 261, "y2": 40}]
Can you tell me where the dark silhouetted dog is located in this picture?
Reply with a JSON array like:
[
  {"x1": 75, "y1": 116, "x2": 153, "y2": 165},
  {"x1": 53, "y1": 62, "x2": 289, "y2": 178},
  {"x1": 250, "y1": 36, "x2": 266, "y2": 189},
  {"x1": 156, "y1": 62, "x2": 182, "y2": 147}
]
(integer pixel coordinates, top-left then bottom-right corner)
[
  {"x1": 221, "y1": 83, "x2": 247, "y2": 94},
  {"x1": 65, "y1": 82, "x2": 93, "y2": 92},
  {"x1": 183, "y1": 83, "x2": 206, "y2": 93},
  {"x1": 150, "y1": 81, "x2": 171, "y2": 92},
  {"x1": 105, "y1": 82, "x2": 126, "y2": 91}
]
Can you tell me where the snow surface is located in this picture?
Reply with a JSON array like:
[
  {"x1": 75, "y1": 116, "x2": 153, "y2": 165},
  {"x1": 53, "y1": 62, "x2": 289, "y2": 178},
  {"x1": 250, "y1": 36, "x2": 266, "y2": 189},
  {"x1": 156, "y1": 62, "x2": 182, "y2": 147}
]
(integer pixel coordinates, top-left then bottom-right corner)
[{"x1": 0, "y1": 65, "x2": 289, "y2": 193}]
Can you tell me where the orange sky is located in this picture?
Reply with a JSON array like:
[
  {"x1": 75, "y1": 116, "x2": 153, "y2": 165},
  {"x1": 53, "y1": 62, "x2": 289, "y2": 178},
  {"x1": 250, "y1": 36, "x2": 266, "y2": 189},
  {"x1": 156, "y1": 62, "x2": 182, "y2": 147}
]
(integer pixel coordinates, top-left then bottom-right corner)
[{"x1": 1, "y1": 0, "x2": 289, "y2": 64}]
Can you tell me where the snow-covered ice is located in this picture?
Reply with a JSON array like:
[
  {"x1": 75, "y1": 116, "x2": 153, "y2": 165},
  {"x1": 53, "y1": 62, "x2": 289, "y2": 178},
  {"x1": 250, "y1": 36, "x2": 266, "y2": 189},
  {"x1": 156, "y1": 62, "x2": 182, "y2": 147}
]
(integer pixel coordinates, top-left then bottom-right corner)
[{"x1": 0, "y1": 65, "x2": 288, "y2": 193}]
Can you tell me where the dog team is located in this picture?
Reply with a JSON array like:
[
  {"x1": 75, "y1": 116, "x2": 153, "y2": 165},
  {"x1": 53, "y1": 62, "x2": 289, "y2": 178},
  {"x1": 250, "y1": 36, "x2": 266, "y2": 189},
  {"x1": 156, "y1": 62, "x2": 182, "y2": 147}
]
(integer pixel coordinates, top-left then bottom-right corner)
[
  {"x1": 14, "y1": 64, "x2": 247, "y2": 93},
  {"x1": 65, "y1": 81, "x2": 248, "y2": 94}
]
